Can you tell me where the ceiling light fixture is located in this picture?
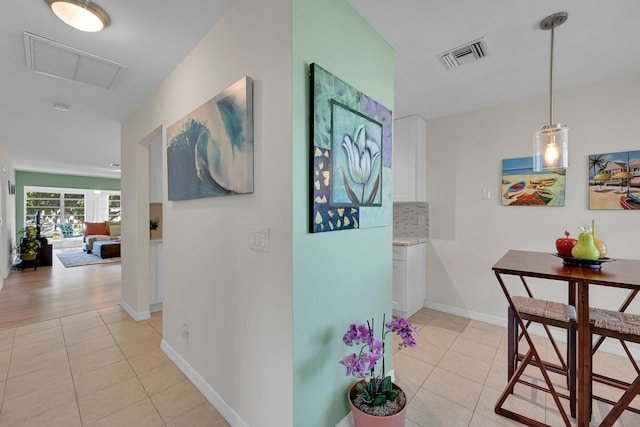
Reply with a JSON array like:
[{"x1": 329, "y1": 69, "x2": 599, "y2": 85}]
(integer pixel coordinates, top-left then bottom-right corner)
[
  {"x1": 533, "y1": 12, "x2": 569, "y2": 172},
  {"x1": 45, "y1": 0, "x2": 110, "y2": 32}
]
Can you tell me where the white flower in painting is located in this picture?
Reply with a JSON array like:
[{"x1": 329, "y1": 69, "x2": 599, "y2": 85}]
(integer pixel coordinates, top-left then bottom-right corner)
[
  {"x1": 342, "y1": 125, "x2": 380, "y2": 203},
  {"x1": 342, "y1": 125, "x2": 380, "y2": 184}
]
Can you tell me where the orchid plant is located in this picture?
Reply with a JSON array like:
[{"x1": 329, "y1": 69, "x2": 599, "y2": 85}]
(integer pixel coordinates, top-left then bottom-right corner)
[{"x1": 340, "y1": 315, "x2": 418, "y2": 406}]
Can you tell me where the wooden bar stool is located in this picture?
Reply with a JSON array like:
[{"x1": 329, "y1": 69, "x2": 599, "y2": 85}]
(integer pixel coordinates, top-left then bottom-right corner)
[
  {"x1": 508, "y1": 296, "x2": 577, "y2": 417},
  {"x1": 590, "y1": 307, "x2": 640, "y2": 425}
]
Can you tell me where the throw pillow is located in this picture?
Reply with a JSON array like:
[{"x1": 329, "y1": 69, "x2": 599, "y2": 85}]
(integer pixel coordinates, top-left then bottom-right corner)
[
  {"x1": 109, "y1": 224, "x2": 121, "y2": 237},
  {"x1": 84, "y1": 222, "x2": 109, "y2": 236},
  {"x1": 105, "y1": 221, "x2": 121, "y2": 234}
]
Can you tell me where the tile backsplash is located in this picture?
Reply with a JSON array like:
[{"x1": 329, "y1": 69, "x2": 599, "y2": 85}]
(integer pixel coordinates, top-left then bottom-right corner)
[{"x1": 393, "y1": 202, "x2": 429, "y2": 238}]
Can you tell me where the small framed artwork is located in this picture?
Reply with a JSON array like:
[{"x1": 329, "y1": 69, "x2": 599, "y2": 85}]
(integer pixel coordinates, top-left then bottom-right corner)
[
  {"x1": 589, "y1": 150, "x2": 640, "y2": 210},
  {"x1": 501, "y1": 157, "x2": 566, "y2": 206},
  {"x1": 310, "y1": 63, "x2": 392, "y2": 233}
]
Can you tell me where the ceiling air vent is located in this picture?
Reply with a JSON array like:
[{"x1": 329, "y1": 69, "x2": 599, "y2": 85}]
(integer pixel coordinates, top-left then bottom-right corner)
[
  {"x1": 438, "y1": 37, "x2": 488, "y2": 70},
  {"x1": 23, "y1": 32, "x2": 127, "y2": 90}
]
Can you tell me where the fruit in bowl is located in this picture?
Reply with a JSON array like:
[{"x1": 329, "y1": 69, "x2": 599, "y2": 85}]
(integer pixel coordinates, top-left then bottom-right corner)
[
  {"x1": 572, "y1": 231, "x2": 601, "y2": 261},
  {"x1": 556, "y1": 231, "x2": 577, "y2": 257}
]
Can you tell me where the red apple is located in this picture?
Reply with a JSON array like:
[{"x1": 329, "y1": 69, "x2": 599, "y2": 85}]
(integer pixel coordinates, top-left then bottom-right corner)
[{"x1": 556, "y1": 230, "x2": 578, "y2": 257}]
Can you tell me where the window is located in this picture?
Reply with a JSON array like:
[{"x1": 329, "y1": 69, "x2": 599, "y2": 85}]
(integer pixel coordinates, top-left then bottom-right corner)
[
  {"x1": 25, "y1": 187, "x2": 121, "y2": 238},
  {"x1": 63, "y1": 193, "x2": 85, "y2": 232},
  {"x1": 108, "y1": 194, "x2": 121, "y2": 222},
  {"x1": 25, "y1": 191, "x2": 63, "y2": 235}
]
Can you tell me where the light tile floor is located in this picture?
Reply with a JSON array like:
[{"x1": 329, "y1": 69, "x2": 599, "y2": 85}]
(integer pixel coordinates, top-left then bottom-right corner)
[
  {"x1": 2, "y1": 306, "x2": 640, "y2": 426},
  {"x1": 0, "y1": 306, "x2": 229, "y2": 427},
  {"x1": 396, "y1": 308, "x2": 640, "y2": 427}
]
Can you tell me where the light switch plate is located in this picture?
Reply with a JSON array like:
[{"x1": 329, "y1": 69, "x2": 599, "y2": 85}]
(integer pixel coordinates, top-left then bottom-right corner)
[{"x1": 250, "y1": 227, "x2": 270, "y2": 252}]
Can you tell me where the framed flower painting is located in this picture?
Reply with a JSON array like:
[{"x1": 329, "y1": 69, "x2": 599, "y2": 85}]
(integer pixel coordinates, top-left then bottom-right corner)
[{"x1": 310, "y1": 63, "x2": 392, "y2": 233}]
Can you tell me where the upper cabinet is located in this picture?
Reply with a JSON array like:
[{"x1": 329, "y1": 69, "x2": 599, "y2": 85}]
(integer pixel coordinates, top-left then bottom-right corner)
[{"x1": 393, "y1": 115, "x2": 426, "y2": 202}]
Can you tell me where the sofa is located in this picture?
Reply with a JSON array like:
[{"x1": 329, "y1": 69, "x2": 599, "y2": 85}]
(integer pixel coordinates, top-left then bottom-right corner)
[{"x1": 82, "y1": 221, "x2": 121, "y2": 253}]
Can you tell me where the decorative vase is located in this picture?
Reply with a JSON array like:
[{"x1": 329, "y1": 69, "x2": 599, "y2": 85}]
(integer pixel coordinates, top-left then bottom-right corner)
[
  {"x1": 348, "y1": 381, "x2": 407, "y2": 427},
  {"x1": 150, "y1": 229, "x2": 158, "y2": 239},
  {"x1": 20, "y1": 253, "x2": 36, "y2": 261}
]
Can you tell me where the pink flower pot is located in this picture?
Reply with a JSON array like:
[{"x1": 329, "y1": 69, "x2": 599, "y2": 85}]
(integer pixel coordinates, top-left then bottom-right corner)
[{"x1": 349, "y1": 381, "x2": 407, "y2": 427}]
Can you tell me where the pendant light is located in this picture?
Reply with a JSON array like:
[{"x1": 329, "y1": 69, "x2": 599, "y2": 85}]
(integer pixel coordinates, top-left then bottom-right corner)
[
  {"x1": 533, "y1": 12, "x2": 568, "y2": 172},
  {"x1": 45, "y1": 0, "x2": 110, "y2": 33}
]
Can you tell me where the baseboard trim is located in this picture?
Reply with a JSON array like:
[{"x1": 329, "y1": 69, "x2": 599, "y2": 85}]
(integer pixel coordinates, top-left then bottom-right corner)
[
  {"x1": 335, "y1": 412, "x2": 352, "y2": 427},
  {"x1": 161, "y1": 339, "x2": 249, "y2": 427},
  {"x1": 423, "y1": 301, "x2": 640, "y2": 359},
  {"x1": 119, "y1": 298, "x2": 150, "y2": 321}
]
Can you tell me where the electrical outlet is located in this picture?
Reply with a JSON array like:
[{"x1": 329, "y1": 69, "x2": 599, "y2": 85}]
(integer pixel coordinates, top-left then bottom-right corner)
[{"x1": 182, "y1": 324, "x2": 189, "y2": 340}]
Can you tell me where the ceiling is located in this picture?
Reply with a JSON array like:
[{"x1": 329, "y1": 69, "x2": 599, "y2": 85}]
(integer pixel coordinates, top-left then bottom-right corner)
[
  {"x1": 349, "y1": 0, "x2": 640, "y2": 120},
  {"x1": 2, "y1": 1, "x2": 640, "y2": 179},
  {"x1": 0, "y1": 0, "x2": 233, "y2": 178}
]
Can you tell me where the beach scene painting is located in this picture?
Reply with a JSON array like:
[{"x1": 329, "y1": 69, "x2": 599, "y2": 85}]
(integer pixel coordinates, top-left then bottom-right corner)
[
  {"x1": 589, "y1": 150, "x2": 640, "y2": 210},
  {"x1": 166, "y1": 76, "x2": 253, "y2": 201},
  {"x1": 501, "y1": 157, "x2": 566, "y2": 206}
]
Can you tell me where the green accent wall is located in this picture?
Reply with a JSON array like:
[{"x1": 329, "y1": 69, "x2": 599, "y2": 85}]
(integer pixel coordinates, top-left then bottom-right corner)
[
  {"x1": 15, "y1": 171, "x2": 120, "y2": 229},
  {"x1": 292, "y1": 1, "x2": 394, "y2": 426}
]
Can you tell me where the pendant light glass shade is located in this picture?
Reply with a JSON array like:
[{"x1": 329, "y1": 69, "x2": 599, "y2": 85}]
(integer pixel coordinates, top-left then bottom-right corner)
[
  {"x1": 533, "y1": 12, "x2": 568, "y2": 172},
  {"x1": 534, "y1": 123, "x2": 568, "y2": 171},
  {"x1": 46, "y1": 0, "x2": 110, "y2": 32}
]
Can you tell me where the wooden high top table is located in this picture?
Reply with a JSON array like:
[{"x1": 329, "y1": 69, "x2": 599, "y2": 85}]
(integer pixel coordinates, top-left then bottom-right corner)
[{"x1": 493, "y1": 250, "x2": 640, "y2": 427}]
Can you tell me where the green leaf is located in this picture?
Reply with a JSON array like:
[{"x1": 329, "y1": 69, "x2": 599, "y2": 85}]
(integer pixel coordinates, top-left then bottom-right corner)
[
  {"x1": 381, "y1": 376, "x2": 392, "y2": 391},
  {"x1": 365, "y1": 172, "x2": 381, "y2": 204},
  {"x1": 341, "y1": 167, "x2": 360, "y2": 204},
  {"x1": 385, "y1": 389, "x2": 398, "y2": 401},
  {"x1": 373, "y1": 395, "x2": 387, "y2": 406}
]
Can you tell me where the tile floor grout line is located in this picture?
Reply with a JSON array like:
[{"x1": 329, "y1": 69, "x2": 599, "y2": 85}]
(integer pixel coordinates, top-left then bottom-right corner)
[
  {"x1": 114, "y1": 316, "x2": 168, "y2": 426},
  {"x1": 0, "y1": 329, "x2": 16, "y2": 422},
  {"x1": 61, "y1": 311, "x2": 86, "y2": 427}
]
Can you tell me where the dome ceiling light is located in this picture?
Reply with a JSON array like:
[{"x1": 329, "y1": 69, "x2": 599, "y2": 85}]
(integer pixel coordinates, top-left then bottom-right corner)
[{"x1": 45, "y1": 0, "x2": 110, "y2": 33}]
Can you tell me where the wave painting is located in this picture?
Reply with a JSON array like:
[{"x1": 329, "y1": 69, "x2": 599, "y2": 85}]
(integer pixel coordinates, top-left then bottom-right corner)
[{"x1": 166, "y1": 76, "x2": 253, "y2": 201}]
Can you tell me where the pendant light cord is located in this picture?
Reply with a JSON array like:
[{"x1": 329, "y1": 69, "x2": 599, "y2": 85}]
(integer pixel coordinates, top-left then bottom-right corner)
[{"x1": 549, "y1": 24, "x2": 555, "y2": 125}]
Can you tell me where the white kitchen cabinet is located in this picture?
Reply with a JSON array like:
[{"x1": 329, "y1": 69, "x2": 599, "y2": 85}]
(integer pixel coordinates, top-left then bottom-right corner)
[
  {"x1": 150, "y1": 241, "x2": 163, "y2": 312},
  {"x1": 392, "y1": 243, "x2": 426, "y2": 318},
  {"x1": 393, "y1": 115, "x2": 426, "y2": 202}
]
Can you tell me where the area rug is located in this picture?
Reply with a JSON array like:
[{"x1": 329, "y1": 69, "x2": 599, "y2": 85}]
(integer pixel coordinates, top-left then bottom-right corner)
[{"x1": 56, "y1": 252, "x2": 121, "y2": 268}]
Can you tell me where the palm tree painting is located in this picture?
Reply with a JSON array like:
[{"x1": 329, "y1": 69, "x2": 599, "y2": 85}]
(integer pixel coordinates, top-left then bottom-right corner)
[
  {"x1": 589, "y1": 150, "x2": 640, "y2": 210},
  {"x1": 166, "y1": 76, "x2": 253, "y2": 201},
  {"x1": 310, "y1": 63, "x2": 392, "y2": 233}
]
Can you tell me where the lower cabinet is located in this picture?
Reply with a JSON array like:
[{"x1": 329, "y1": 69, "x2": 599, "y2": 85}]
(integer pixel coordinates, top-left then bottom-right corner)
[
  {"x1": 392, "y1": 243, "x2": 426, "y2": 319},
  {"x1": 150, "y1": 242, "x2": 163, "y2": 312}
]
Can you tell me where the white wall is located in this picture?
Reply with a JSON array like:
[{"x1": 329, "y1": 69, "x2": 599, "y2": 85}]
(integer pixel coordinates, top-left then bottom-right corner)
[
  {"x1": 120, "y1": 0, "x2": 293, "y2": 425},
  {"x1": 0, "y1": 144, "x2": 15, "y2": 281},
  {"x1": 426, "y1": 73, "x2": 640, "y2": 323}
]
